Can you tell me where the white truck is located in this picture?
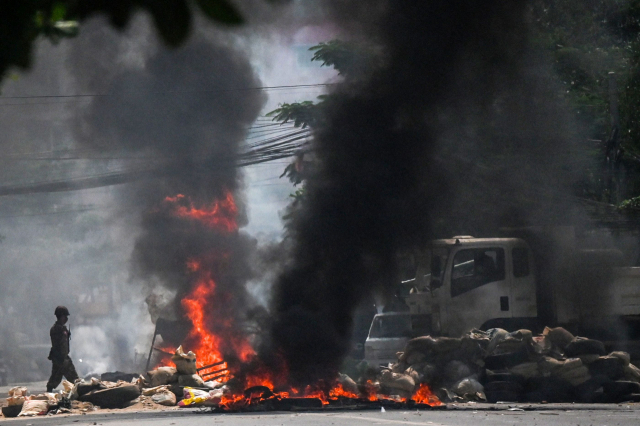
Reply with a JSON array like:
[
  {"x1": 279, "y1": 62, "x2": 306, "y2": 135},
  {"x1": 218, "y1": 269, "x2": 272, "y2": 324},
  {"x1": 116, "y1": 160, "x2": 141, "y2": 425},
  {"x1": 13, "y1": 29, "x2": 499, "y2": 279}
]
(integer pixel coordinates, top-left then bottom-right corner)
[{"x1": 364, "y1": 234, "x2": 640, "y2": 366}]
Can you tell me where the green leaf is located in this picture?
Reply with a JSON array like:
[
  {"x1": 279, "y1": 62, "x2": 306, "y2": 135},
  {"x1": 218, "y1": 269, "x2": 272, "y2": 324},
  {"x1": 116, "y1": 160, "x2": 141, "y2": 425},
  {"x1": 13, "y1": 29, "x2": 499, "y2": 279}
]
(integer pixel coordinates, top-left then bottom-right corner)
[
  {"x1": 51, "y1": 2, "x2": 67, "y2": 22},
  {"x1": 196, "y1": 0, "x2": 243, "y2": 25}
]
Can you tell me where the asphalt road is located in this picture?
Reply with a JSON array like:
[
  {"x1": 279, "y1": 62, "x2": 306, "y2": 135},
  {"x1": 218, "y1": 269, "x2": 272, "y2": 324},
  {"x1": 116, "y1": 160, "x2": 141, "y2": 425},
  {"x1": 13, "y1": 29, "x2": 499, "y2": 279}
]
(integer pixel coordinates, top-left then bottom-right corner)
[{"x1": 2, "y1": 404, "x2": 640, "y2": 426}]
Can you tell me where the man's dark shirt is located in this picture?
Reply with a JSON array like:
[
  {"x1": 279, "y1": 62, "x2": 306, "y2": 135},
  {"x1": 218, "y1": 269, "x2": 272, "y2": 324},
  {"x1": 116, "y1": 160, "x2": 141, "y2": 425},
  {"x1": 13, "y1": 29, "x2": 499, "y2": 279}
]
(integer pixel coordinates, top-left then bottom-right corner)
[{"x1": 49, "y1": 323, "x2": 70, "y2": 361}]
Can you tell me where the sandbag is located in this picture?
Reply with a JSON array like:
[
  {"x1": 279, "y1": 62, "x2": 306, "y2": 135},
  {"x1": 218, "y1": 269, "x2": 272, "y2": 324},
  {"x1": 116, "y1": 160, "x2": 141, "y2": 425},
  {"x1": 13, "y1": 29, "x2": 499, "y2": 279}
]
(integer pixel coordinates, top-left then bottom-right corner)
[
  {"x1": 443, "y1": 360, "x2": 471, "y2": 383},
  {"x1": 142, "y1": 385, "x2": 170, "y2": 396},
  {"x1": 404, "y1": 366, "x2": 422, "y2": 384},
  {"x1": 405, "y1": 351, "x2": 426, "y2": 365},
  {"x1": 589, "y1": 356, "x2": 625, "y2": 380},
  {"x1": 178, "y1": 373, "x2": 206, "y2": 388},
  {"x1": 624, "y1": 364, "x2": 640, "y2": 382},
  {"x1": 564, "y1": 337, "x2": 606, "y2": 357},
  {"x1": 509, "y1": 362, "x2": 539, "y2": 379},
  {"x1": 484, "y1": 348, "x2": 529, "y2": 370},
  {"x1": 578, "y1": 354, "x2": 601, "y2": 365},
  {"x1": 403, "y1": 336, "x2": 436, "y2": 355},
  {"x1": 338, "y1": 373, "x2": 359, "y2": 396},
  {"x1": 543, "y1": 327, "x2": 574, "y2": 350},
  {"x1": 431, "y1": 337, "x2": 462, "y2": 354},
  {"x1": 8, "y1": 386, "x2": 28, "y2": 397},
  {"x1": 552, "y1": 359, "x2": 590, "y2": 386},
  {"x1": 148, "y1": 366, "x2": 178, "y2": 387},
  {"x1": 492, "y1": 330, "x2": 534, "y2": 355},
  {"x1": 609, "y1": 351, "x2": 631, "y2": 366},
  {"x1": 7, "y1": 395, "x2": 25, "y2": 406},
  {"x1": 452, "y1": 377, "x2": 484, "y2": 397},
  {"x1": 172, "y1": 345, "x2": 198, "y2": 375},
  {"x1": 18, "y1": 400, "x2": 48, "y2": 417},
  {"x1": 380, "y1": 370, "x2": 416, "y2": 393},
  {"x1": 485, "y1": 328, "x2": 509, "y2": 354},
  {"x1": 62, "y1": 380, "x2": 74, "y2": 393},
  {"x1": 31, "y1": 393, "x2": 59, "y2": 405},
  {"x1": 539, "y1": 356, "x2": 564, "y2": 374},
  {"x1": 7, "y1": 386, "x2": 29, "y2": 406},
  {"x1": 151, "y1": 389, "x2": 177, "y2": 406}
]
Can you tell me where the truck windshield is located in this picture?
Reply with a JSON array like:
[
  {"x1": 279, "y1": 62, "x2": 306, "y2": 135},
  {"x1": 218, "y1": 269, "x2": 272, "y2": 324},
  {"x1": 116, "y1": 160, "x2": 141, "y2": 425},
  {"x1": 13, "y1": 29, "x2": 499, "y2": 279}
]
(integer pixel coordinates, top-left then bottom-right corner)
[{"x1": 369, "y1": 315, "x2": 412, "y2": 338}]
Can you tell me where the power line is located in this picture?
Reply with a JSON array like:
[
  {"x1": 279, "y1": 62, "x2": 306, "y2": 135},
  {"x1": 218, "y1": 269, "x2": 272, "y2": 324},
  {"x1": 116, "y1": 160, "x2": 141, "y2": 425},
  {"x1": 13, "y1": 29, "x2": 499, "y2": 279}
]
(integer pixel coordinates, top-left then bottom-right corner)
[{"x1": 0, "y1": 83, "x2": 334, "y2": 101}]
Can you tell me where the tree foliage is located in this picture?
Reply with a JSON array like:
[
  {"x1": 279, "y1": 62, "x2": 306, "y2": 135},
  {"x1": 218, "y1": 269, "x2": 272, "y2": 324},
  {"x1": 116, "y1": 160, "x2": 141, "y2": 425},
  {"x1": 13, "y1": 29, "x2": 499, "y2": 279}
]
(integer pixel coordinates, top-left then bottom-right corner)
[
  {"x1": 0, "y1": 0, "x2": 251, "y2": 81},
  {"x1": 309, "y1": 40, "x2": 378, "y2": 77}
]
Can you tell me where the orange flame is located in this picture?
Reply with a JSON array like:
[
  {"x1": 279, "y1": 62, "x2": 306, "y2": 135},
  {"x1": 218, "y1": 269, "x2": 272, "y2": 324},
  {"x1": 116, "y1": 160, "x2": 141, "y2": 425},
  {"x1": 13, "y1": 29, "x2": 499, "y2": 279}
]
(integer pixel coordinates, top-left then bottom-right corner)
[
  {"x1": 411, "y1": 384, "x2": 441, "y2": 406},
  {"x1": 156, "y1": 190, "x2": 442, "y2": 409},
  {"x1": 164, "y1": 191, "x2": 238, "y2": 232}
]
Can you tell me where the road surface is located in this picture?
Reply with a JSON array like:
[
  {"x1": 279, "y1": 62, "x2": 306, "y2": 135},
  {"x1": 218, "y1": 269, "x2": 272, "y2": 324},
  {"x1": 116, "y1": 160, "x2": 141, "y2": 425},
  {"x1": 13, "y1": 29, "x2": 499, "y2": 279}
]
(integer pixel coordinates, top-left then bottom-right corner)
[{"x1": 2, "y1": 403, "x2": 640, "y2": 426}]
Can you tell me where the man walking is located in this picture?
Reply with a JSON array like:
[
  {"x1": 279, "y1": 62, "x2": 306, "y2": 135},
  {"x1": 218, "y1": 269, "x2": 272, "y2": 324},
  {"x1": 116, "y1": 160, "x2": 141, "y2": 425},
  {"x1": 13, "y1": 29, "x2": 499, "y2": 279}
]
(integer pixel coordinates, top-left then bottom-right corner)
[{"x1": 46, "y1": 306, "x2": 79, "y2": 392}]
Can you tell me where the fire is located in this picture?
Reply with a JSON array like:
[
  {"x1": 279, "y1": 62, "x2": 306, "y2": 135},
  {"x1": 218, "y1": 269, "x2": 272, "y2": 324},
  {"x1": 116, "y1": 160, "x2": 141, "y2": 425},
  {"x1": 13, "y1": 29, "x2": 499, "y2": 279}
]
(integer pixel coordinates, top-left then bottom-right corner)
[
  {"x1": 328, "y1": 383, "x2": 360, "y2": 400},
  {"x1": 411, "y1": 384, "x2": 441, "y2": 406},
  {"x1": 164, "y1": 191, "x2": 238, "y2": 232},
  {"x1": 155, "y1": 190, "x2": 442, "y2": 409}
]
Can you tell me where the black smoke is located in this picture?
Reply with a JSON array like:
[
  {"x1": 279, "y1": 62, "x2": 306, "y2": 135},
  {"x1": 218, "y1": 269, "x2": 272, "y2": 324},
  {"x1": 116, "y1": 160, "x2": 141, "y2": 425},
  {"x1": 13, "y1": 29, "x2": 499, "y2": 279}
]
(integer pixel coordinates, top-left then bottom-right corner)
[
  {"x1": 72, "y1": 21, "x2": 267, "y2": 360},
  {"x1": 266, "y1": 1, "x2": 587, "y2": 384}
]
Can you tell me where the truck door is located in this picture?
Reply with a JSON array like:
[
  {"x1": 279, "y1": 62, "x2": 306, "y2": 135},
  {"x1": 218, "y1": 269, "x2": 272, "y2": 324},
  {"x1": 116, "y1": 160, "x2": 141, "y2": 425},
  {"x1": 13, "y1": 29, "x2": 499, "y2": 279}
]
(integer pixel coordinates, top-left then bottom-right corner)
[
  {"x1": 509, "y1": 245, "x2": 537, "y2": 319},
  {"x1": 442, "y1": 246, "x2": 512, "y2": 336}
]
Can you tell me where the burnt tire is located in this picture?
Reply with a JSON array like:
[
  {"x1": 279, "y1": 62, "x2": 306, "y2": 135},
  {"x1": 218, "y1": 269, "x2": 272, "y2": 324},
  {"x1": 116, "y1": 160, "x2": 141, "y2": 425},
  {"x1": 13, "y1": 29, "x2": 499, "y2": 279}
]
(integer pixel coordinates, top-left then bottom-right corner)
[
  {"x1": 484, "y1": 349, "x2": 529, "y2": 370},
  {"x1": 1, "y1": 404, "x2": 22, "y2": 418},
  {"x1": 76, "y1": 382, "x2": 105, "y2": 397},
  {"x1": 79, "y1": 384, "x2": 141, "y2": 408}
]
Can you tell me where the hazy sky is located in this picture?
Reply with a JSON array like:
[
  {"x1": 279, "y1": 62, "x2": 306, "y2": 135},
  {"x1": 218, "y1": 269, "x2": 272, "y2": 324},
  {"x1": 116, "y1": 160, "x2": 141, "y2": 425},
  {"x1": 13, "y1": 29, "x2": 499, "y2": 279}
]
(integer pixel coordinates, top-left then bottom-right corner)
[{"x1": 0, "y1": 3, "x2": 338, "y2": 377}]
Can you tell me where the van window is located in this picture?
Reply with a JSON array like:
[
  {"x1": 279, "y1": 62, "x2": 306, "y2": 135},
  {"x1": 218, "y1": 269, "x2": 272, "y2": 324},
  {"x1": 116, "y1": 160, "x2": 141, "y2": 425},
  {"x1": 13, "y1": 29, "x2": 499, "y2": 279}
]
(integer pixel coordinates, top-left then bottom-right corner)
[
  {"x1": 369, "y1": 315, "x2": 411, "y2": 338},
  {"x1": 451, "y1": 248, "x2": 505, "y2": 297},
  {"x1": 368, "y1": 314, "x2": 431, "y2": 338},
  {"x1": 512, "y1": 247, "x2": 530, "y2": 278}
]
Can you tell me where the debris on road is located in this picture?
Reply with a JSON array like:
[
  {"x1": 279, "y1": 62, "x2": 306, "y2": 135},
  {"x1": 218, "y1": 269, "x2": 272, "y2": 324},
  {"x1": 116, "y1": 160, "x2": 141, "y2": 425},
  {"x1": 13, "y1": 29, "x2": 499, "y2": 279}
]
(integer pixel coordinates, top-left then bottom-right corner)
[{"x1": 384, "y1": 326, "x2": 640, "y2": 404}]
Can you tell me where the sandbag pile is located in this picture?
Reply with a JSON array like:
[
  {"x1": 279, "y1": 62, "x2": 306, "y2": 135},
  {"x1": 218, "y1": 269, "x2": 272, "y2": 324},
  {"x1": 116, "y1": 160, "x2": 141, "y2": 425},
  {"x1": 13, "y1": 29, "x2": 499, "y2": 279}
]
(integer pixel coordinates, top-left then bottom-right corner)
[
  {"x1": 142, "y1": 346, "x2": 224, "y2": 407},
  {"x1": 1, "y1": 386, "x2": 67, "y2": 417},
  {"x1": 378, "y1": 326, "x2": 640, "y2": 403}
]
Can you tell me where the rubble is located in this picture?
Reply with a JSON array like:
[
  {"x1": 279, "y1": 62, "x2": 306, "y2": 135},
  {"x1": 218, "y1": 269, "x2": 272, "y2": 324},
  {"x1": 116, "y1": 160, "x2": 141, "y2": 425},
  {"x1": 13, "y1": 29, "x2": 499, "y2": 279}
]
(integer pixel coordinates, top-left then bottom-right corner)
[
  {"x1": 6, "y1": 332, "x2": 640, "y2": 419},
  {"x1": 378, "y1": 326, "x2": 640, "y2": 404}
]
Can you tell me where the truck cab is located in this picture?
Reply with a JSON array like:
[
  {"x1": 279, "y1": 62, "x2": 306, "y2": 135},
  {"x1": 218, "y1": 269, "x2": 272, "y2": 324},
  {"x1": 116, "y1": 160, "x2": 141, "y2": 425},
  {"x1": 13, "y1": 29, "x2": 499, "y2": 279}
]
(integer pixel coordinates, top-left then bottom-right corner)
[{"x1": 406, "y1": 237, "x2": 537, "y2": 337}]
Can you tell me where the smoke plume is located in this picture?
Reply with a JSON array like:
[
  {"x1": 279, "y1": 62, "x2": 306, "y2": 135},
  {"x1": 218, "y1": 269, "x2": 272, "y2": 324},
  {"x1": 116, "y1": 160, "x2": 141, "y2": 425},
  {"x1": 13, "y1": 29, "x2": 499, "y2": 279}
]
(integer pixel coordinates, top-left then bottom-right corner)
[{"x1": 267, "y1": 1, "x2": 587, "y2": 384}]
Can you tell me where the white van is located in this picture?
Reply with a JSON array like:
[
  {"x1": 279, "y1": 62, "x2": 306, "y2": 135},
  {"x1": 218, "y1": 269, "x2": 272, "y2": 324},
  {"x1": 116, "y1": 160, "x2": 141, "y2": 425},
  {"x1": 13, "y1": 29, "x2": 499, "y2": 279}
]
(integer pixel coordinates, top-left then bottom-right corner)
[{"x1": 364, "y1": 312, "x2": 431, "y2": 366}]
